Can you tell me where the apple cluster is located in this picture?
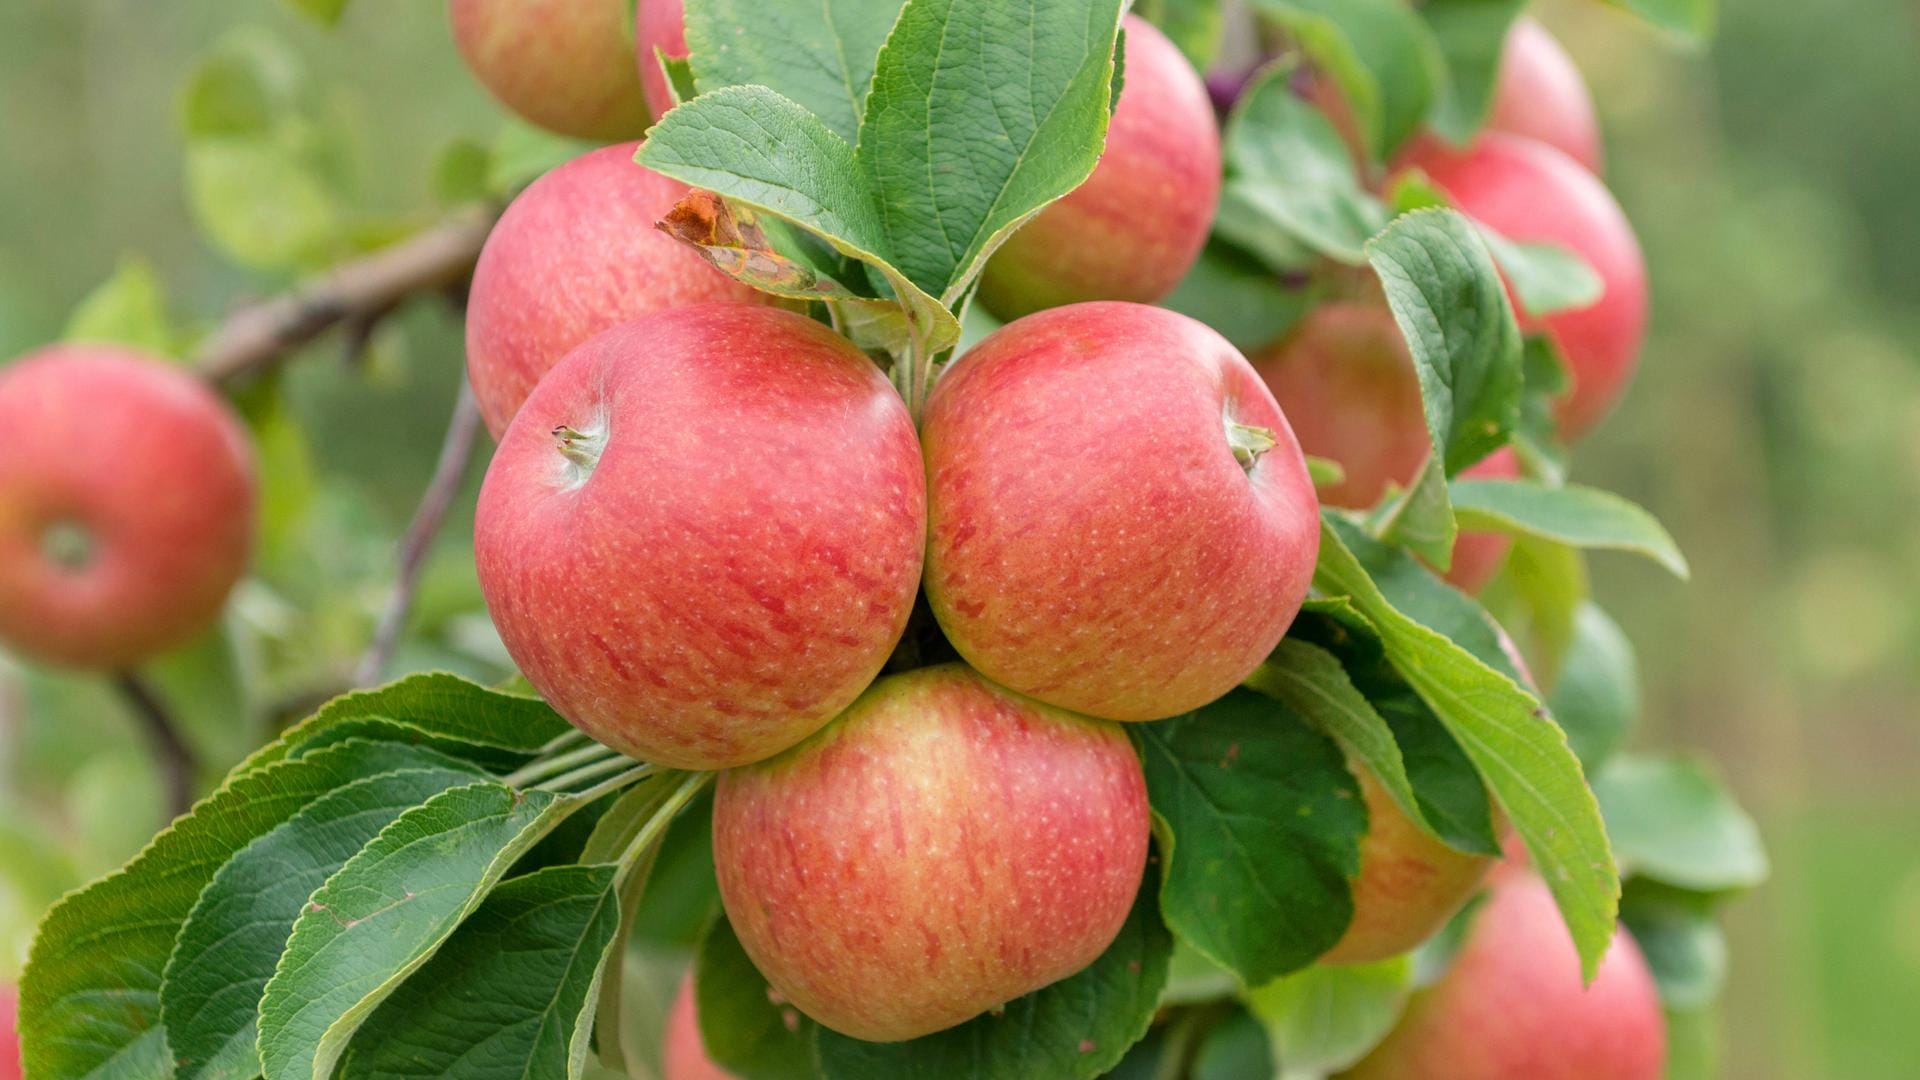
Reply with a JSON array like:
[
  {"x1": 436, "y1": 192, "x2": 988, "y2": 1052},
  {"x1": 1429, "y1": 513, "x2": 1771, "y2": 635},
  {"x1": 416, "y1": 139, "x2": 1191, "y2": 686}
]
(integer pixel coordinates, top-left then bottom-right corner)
[
  {"x1": 439, "y1": 2, "x2": 1669, "y2": 1070},
  {"x1": 0, "y1": 3, "x2": 1670, "y2": 1076},
  {"x1": 463, "y1": 12, "x2": 1328, "y2": 1041}
]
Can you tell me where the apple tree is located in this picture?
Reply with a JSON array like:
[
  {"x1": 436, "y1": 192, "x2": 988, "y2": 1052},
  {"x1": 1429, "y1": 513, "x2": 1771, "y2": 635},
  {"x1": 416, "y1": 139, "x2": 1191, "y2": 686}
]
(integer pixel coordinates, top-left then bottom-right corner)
[{"x1": 2, "y1": 0, "x2": 1766, "y2": 1078}]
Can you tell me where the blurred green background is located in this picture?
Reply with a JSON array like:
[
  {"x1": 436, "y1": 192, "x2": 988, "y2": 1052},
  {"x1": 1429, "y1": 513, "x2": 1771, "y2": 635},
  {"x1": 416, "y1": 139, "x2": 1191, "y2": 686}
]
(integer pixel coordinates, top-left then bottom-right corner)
[{"x1": 1, "y1": 1, "x2": 1916, "y2": 1076}]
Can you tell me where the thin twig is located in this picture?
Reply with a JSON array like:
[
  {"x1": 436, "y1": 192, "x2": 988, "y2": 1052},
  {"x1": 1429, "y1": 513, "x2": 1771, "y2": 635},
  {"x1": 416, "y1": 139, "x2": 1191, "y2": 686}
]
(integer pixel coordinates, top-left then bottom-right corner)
[
  {"x1": 112, "y1": 672, "x2": 196, "y2": 818},
  {"x1": 502, "y1": 741, "x2": 622, "y2": 788},
  {"x1": 353, "y1": 379, "x2": 484, "y2": 687},
  {"x1": 195, "y1": 207, "x2": 497, "y2": 387}
]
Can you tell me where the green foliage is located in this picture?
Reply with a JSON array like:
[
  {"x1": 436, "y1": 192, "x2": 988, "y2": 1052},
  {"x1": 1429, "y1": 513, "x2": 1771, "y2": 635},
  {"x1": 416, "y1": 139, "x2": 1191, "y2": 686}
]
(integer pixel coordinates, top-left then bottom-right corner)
[
  {"x1": 638, "y1": 0, "x2": 1127, "y2": 373},
  {"x1": 1594, "y1": 755, "x2": 1769, "y2": 894},
  {"x1": 683, "y1": 0, "x2": 901, "y2": 144},
  {"x1": 1134, "y1": 691, "x2": 1366, "y2": 984},
  {"x1": 1366, "y1": 209, "x2": 1523, "y2": 564},
  {"x1": 62, "y1": 257, "x2": 181, "y2": 356},
  {"x1": 1248, "y1": 640, "x2": 1448, "y2": 847},
  {"x1": 1452, "y1": 479, "x2": 1691, "y2": 578},
  {"x1": 1219, "y1": 62, "x2": 1387, "y2": 266},
  {"x1": 341, "y1": 865, "x2": 623, "y2": 1079},
  {"x1": 162, "y1": 759, "x2": 487, "y2": 1079},
  {"x1": 1607, "y1": 0, "x2": 1716, "y2": 41},
  {"x1": 1546, "y1": 602, "x2": 1642, "y2": 771},
  {"x1": 284, "y1": 0, "x2": 351, "y2": 26},
  {"x1": 1244, "y1": 957, "x2": 1413, "y2": 1075},
  {"x1": 1252, "y1": 0, "x2": 1444, "y2": 160},
  {"x1": 1315, "y1": 517, "x2": 1621, "y2": 981},
  {"x1": 695, "y1": 917, "x2": 818, "y2": 1080},
  {"x1": 1418, "y1": 0, "x2": 1527, "y2": 144},
  {"x1": 1159, "y1": 240, "x2": 1314, "y2": 351}
]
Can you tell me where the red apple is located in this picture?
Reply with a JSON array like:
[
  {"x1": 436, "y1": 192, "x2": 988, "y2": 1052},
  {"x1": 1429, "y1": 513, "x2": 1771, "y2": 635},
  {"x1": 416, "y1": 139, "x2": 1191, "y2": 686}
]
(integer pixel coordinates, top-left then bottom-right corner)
[
  {"x1": 1251, "y1": 301, "x2": 1517, "y2": 592},
  {"x1": 1486, "y1": 18, "x2": 1602, "y2": 174},
  {"x1": 663, "y1": 973, "x2": 735, "y2": 1080},
  {"x1": 465, "y1": 142, "x2": 775, "y2": 436},
  {"x1": 637, "y1": 0, "x2": 688, "y2": 121},
  {"x1": 1320, "y1": 761, "x2": 1495, "y2": 966},
  {"x1": 474, "y1": 305, "x2": 924, "y2": 770},
  {"x1": 1446, "y1": 448, "x2": 1521, "y2": 594},
  {"x1": 0, "y1": 346, "x2": 255, "y2": 670},
  {"x1": 712, "y1": 663, "x2": 1150, "y2": 1042},
  {"x1": 0, "y1": 984, "x2": 18, "y2": 1080},
  {"x1": 1342, "y1": 874, "x2": 1666, "y2": 1080},
  {"x1": 1398, "y1": 134, "x2": 1648, "y2": 439},
  {"x1": 976, "y1": 17, "x2": 1221, "y2": 320},
  {"x1": 922, "y1": 302, "x2": 1320, "y2": 722},
  {"x1": 447, "y1": 0, "x2": 651, "y2": 141}
]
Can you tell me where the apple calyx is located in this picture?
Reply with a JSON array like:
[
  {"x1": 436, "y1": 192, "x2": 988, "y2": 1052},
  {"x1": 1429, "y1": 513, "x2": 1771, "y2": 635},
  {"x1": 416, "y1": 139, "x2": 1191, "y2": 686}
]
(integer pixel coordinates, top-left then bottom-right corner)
[
  {"x1": 551, "y1": 423, "x2": 608, "y2": 482},
  {"x1": 1225, "y1": 420, "x2": 1279, "y2": 472},
  {"x1": 40, "y1": 520, "x2": 96, "y2": 573}
]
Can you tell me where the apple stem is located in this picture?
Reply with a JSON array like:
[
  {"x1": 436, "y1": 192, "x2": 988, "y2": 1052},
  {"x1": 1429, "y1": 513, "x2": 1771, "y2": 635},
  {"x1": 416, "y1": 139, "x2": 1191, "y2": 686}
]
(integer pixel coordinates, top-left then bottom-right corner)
[
  {"x1": 552, "y1": 423, "x2": 607, "y2": 475},
  {"x1": 1226, "y1": 422, "x2": 1278, "y2": 472}
]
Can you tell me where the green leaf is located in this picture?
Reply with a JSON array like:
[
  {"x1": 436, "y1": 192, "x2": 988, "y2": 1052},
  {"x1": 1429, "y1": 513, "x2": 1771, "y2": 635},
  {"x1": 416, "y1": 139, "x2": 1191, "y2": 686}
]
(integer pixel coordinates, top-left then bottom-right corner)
[
  {"x1": 659, "y1": 51, "x2": 698, "y2": 107},
  {"x1": 186, "y1": 138, "x2": 342, "y2": 271},
  {"x1": 861, "y1": 0, "x2": 1126, "y2": 301},
  {"x1": 1134, "y1": 690, "x2": 1366, "y2": 985},
  {"x1": 1159, "y1": 940, "x2": 1239, "y2": 1006},
  {"x1": 257, "y1": 672, "x2": 575, "y2": 776},
  {"x1": 1314, "y1": 517, "x2": 1619, "y2": 981},
  {"x1": 1604, "y1": 0, "x2": 1715, "y2": 42},
  {"x1": 63, "y1": 256, "x2": 178, "y2": 355},
  {"x1": 1247, "y1": 641, "x2": 1438, "y2": 845},
  {"x1": 636, "y1": 85, "x2": 959, "y2": 352},
  {"x1": 1513, "y1": 335, "x2": 1572, "y2": 484},
  {"x1": 162, "y1": 759, "x2": 487, "y2": 1080},
  {"x1": 1480, "y1": 534, "x2": 1586, "y2": 686},
  {"x1": 1419, "y1": 0, "x2": 1527, "y2": 144},
  {"x1": 1366, "y1": 208, "x2": 1524, "y2": 478},
  {"x1": 256, "y1": 781, "x2": 611, "y2": 1080},
  {"x1": 812, "y1": 860, "x2": 1172, "y2": 1079},
  {"x1": 1450, "y1": 479, "x2": 1691, "y2": 579},
  {"x1": 1219, "y1": 62, "x2": 1388, "y2": 266},
  {"x1": 178, "y1": 29, "x2": 300, "y2": 139},
  {"x1": 1593, "y1": 755, "x2": 1769, "y2": 894},
  {"x1": 683, "y1": 0, "x2": 903, "y2": 143},
  {"x1": 1252, "y1": 0, "x2": 1446, "y2": 159},
  {"x1": 1135, "y1": 0, "x2": 1226, "y2": 69},
  {"x1": 1191, "y1": 1007, "x2": 1271, "y2": 1080},
  {"x1": 695, "y1": 917, "x2": 820, "y2": 1080},
  {"x1": 284, "y1": 0, "x2": 350, "y2": 26},
  {"x1": 1244, "y1": 956, "x2": 1412, "y2": 1076},
  {"x1": 430, "y1": 138, "x2": 492, "y2": 206},
  {"x1": 20, "y1": 740, "x2": 462, "y2": 1080},
  {"x1": 1547, "y1": 602, "x2": 1640, "y2": 771},
  {"x1": 1333, "y1": 517, "x2": 1528, "y2": 687},
  {"x1": 1618, "y1": 889, "x2": 1726, "y2": 1009},
  {"x1": 340, "y1": 865, "x2": 624, "y2": 1079},
  {"x1": 1365, "y1": 208, "x2": 1523, "y2": 567},
  {"x1": 1481, "y1": 232, "x2": 1606, "y2": 317},
  {"x1": 1306, "y1": 455, "x2": 1349, "y2": 490},
  {"x1": 1161, "y1": 240, "x2": 1315, "y2": 352},
  {"x1": 1282, "y1": 610, "x2": 1500, "y2": 856}
]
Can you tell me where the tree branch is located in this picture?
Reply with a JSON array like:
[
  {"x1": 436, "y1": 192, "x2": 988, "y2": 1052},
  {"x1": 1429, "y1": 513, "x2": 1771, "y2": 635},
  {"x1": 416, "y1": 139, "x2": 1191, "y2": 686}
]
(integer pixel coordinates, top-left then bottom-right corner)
[
  {"x1": 195, "y1": 207, "x2": 497, "y2": 387},
  {"x1": 353, "y1": 378, "x2": 485, "y2": 687},
  {"x1": 113, "y1": 672, "x2": 196, "y2": 818}
]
